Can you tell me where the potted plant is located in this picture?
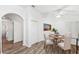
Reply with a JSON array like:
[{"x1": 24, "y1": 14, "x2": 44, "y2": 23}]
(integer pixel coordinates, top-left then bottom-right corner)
[{"x1": 52, "y1": 28, "x2": 58, "y2": 34}]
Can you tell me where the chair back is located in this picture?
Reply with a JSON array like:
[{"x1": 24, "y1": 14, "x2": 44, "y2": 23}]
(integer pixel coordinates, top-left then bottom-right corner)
[
  {"x1": 44, "y1": 31, "x2": 50, "y2": 41},
  {"x1": 64, "y1": 33, "x2": 71, "y2": 50}
]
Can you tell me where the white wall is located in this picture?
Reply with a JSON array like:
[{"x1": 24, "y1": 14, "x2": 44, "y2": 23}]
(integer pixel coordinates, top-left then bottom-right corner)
[
  {"x1": 52, "y1": 21, "x2": 67, "y2": 35},
  {"x1": 66, "y1": 21, "x2": 79, "y2": 38},
  {"x1": 26, "y1": 6, "x2": 44, "y2": 47}
]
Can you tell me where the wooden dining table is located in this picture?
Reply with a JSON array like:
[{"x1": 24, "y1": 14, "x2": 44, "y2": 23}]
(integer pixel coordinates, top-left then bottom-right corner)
[
  {"x1": 49, "y1": 34, "x2": 64, "y2": 53},
  {"x1": 49, "y1": 34, "x2": 64, "y2": 45}
]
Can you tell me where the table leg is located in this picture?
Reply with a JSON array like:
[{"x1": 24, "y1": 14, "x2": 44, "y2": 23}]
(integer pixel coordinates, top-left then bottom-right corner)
[{"x1": 76, "y1": 38, "x2": 78, "y2": 54}]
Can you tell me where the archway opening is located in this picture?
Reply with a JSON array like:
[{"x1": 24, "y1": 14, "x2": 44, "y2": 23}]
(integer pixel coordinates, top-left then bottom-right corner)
[{"x1": 2, "y1": 13, "x2": 23, "y2": 53}]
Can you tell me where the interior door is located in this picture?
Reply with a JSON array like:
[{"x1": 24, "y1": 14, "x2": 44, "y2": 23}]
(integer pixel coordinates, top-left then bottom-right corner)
[
  {"x1": 14, "y1": 20, "x2": 23, "y2": 43},
  {"x1": 30, "y1": 20, "x2": 39, "y2": 44}
]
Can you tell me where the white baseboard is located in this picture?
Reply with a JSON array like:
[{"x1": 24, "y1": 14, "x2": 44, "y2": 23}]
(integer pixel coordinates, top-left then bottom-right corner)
[{"x1": 23, "y1": 39, "x2": 44, "y2": 48}]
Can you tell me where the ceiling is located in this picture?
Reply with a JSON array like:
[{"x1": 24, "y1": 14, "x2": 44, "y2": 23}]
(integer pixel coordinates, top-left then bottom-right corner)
[
  {"x1": 20, "y1": 5, "x2": 79, "y2": 17},
  {"x1": 33, "y1": 5, "x2": 79, "y2": 19},
  {"x1": 33, "y1": 5, "x2": 79, "y2": 13},
  {"x1": 33, "y1": 5, "x2": 64, "y2": 13},
  {"x1": 20, "y1": 5, "x2": 79, "y2": 13},
  {"x1": 32, "y1": 5, "x2": 79, "y2": 15}
]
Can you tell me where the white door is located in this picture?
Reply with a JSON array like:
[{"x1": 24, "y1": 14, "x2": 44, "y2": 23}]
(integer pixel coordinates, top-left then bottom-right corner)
[
  {"x1": 30, "y1": 21, "x2": 39, "y2": 44},
  {"x1": 14, "y1": 21, "x2": 23, "y2": 43}
]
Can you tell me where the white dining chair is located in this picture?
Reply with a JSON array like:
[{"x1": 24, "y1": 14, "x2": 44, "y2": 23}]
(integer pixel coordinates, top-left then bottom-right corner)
[
  {"x1": 44, "y1": 31, "x2": 54, "y2": 53},
  {"x1": 71, "y1": 33, "x2": 79, "y2": 46},
  {"x1": 58, "y1": 33, "x2": 71, "y2": 54},
  {"x1": 70, "y1": 33, "x2": 79, "y2": 53}
]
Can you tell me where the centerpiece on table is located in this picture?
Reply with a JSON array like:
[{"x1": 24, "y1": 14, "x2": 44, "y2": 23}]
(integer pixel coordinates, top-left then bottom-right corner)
[{"x1": 52, "y1": 28, "x2": 59, "y2": 34}]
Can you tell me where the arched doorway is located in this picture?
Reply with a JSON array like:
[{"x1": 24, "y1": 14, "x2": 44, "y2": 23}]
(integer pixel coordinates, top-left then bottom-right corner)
[{"x1": 2, "y1": 13, "x2": 23, "y2": 53}]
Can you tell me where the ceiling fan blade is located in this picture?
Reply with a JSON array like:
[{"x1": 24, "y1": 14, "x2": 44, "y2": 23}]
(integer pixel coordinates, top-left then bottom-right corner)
[
  {"x1": 53, "y1": 5, "x2": 69, "y2": 17},
  {"x1": 54, "y1": 5, "x2": 69, "y2": 12}
]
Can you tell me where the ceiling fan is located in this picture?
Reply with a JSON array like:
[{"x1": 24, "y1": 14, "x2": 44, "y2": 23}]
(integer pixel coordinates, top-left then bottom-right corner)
[{"x1": 54, "y1": 5, "x2": 69, "y2": 18}]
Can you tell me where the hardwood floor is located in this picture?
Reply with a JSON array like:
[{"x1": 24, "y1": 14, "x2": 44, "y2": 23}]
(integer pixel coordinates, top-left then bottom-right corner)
[
  {"x1": 3, "y1": 41, "x2": 53, "y2": 54},
  {"x1": 2, "y1": 41, "x2": 79, "y2": 54},
  {"x1": 2, "y1": 34, "x2": 23, "y2": 53}
]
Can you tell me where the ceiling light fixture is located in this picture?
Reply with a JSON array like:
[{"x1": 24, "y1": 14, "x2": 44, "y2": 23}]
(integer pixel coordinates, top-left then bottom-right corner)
[
  {"x1": 56, "y1": 11, "x2": 63, "y2": 18},
  {"x1": 55, "y1": 5, "x2": 68, "y2": 18}
]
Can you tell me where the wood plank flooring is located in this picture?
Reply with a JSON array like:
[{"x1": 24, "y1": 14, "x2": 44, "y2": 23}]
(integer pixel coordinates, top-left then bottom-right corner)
[{"x1": 2, "y1": 41, "x2": 79, "y2": 54}]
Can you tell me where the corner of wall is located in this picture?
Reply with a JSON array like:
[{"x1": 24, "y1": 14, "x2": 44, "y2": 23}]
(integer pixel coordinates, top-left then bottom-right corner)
[{"x1": 23, "y1": 43, "x2": 32, "y2": 48}]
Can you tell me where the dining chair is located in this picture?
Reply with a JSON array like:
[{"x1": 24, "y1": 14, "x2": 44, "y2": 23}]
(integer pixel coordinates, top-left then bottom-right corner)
[
  {"x1": 58, "y1": 33, "x2": 71, "y2": 54},
  {"x1": 71, "y1": 33, "x2": 79, "y2": 53},
  {"x1": 44, "y1": 31, "x2": 54, "y2": 53},
  {"x1": 71, "y1": 33, "x2": 79, "y2": 45}
]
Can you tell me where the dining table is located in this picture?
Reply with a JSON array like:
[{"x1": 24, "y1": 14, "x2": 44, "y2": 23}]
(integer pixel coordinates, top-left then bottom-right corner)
[
  {"x1": 49, "y1": 34, "x2": 64, "y2": 45},
  {"x1": 49, "y1": 34, "x2": 64, "y2": 53}
]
